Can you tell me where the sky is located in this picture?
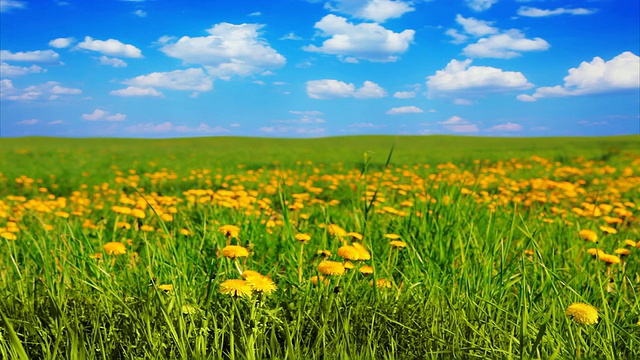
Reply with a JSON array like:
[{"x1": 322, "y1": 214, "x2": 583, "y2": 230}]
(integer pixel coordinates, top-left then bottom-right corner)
[{"x1": 1, "y1": 0, "x2": 639, "y2": 138}]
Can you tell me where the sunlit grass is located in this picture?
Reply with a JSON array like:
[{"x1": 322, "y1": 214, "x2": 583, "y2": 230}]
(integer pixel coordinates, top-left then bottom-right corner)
[{"x1": 1, "y1": 135, "x2": 639, "y2": 359}]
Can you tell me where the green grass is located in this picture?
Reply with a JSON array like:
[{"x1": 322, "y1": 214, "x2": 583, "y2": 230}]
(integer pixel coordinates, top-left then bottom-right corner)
[{"x1": 1, "y1": 135, "x2": 639, "y2": 359}]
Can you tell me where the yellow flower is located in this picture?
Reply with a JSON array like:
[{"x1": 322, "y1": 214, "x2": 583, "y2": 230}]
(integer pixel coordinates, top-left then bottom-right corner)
[
  {"x1": 158, "y1": 284, "x2": 174, "y2": 293},
  {"x1": 219, "y1": 279, "x2": 252, "y2": 297},
  {"x1": 219, "y1": 225, "x2": 240, "y2": 238},
  {"x1": 384, "y1": 233, "x2": 402, "y2": 240},
  {"x1": 317, "y1": 260, "x2": 345, "y2": 275},
  {"x1": 586, "y1": 248, "x2": 605, "y2": 258},
  {"x1": 358, "y1": 265, "x2": 374, "y2": 275},
  {"x1": 338, "y1": 245, "x2": 362, "y2": 261},
  {"x1": 614, "y1": 248, "x2": 631, "y2": 257},
  {"x1": 389, "y1": 240, "x2": 407, "y2": 249},
  {"x1": 310, "y1": 275, "x2": 328, "y2": 286},
  {"x1": 241, "y1": 270, "x2": 264, "y2": 279},
  {"x1": 566, "y1": 302, "x2": 599, "y2": 325},
  {"x1": 599, "y1": 254, "x2": 621, "y2": 265},
  {"x1": 623, "y1": 240, "x2": 636, "y2": 248},
  {"x1": 221, "y1": 245, "x2": 249, "y2": 259},
  {"x1": 599, "y1": 225, "x2": 617, "y2": 235},
  {"x1": 371, "y1": 278, "x2": 392, "y2": 289},
  {"x1": 343, "y1": 261, "x2": 355, "y2": 270},
  {"x1": 1, "y1": 232, "x2": 17, "y2": 240},
  {"x1": 103, "y1": 242, "x2": 126, "y2": 255},
  {"x1": 294, "y1": 233, "x2": 311, "y2": 243},
  {"x1": 130, "y1": 208, "x2": 146, "y2": 219},
  {"x1": 579, "y1": 229, "x2": 598, "y2": 242},
  {"x1": 246, "y1": 274, "x2": 277, "y2": 295},
  {"x1": 352, "y1": 242, "x2": 371, "y2": 260},
  {"x1": 180, "y1": 228, "x2": 191, "y2": 236},
  {"x1": 327, "y1": 224, "x2": 347, "y2": 237},
  {"x1": 317, "y1": 249, "x2": 332, "y2": 258},
  {"x1": 347, "y1": 232, "x2": 363, "y2": 240}
]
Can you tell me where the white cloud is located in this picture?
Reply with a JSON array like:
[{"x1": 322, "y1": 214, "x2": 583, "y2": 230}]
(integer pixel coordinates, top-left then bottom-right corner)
[
  {"x1": 519, "y1": 51, "x2": 640, "y2": 101},
  {"x1": 249, "y1": 11, "x2": 261, "y2": 16},
  {"x1": 125, "y1": 122, "x2": 229, "y2": 134},
  {"x1": 438, "y1": 115, "x2": 479, "y2": 133},
  {"x1": 324, "y1": 0, "x2": 415, "y2": 22},
  {"x1": 465, "y1": 0, "x2": 497, "y2": 12},
  {"x1": 290, "y1": 110, "x2": 323, "y2": 116},
  {"x1": 259, "y1": 126, "x2": 325, "y2": 136},
  {"x1": 463, "y1": 29, "x2": 549, "y2": 58},
  {"x1": 76, "y1": 36, "x2": 143, "y2": 58},
  {"x1": 1, "y1": 81, "x2": 81, "y2": 101},
  {"x1": 0, "y1": 62, "x2": 45, "y2": 77},
  {"x1": 393, "y1": 91, "x2": 416, "y2": 98},
  {"x1": 123, "y1": 68, "x2": 213, "y2": 91},
  {"x1": 110, "y1": 86, "x2": 163, "y2": 97},
  {"x1": 445, "y1": 29, "x2": 468, "y2": 44},
  {"x1": 82, "y1": 109, "x2": 126, "y2": 121},
  {"x1": 1, "y1": 0, "x2": 26, "y2": 12},
  {"x1": 453, "y1": 98, "x2": 474, "y2": 105},
  {"x1": 386, "y1": 106, "x2": 423, "y2": 114},
  {"x1": 487, "y1": 122, "x2": 522, "y2": 132},
  {"x1": 303, "y1": 14, "x2": 414, "y2": 62},
  {"x1": 427, "y1": 59, "x2": 533, "y2": 98},
  {"x1": 133, "y1": 10, "x2": 147, "y2": 17},
  {"x1": 280, "y1": 32, "x2": 302, "y2": 40},
  {"x1": 98, "y1": 56, "x2": 127, "y2": 67},
  {"x1": 349, "y1": 122, "x2": 382, "y2": 128},
  {"x1": 17, "y1": 119, "x2": 38, "y2": 125},
  {"x1": 455, "y1": 15, "x2": 498, "y2": 37},
  {"x1": 48, "y1": 120, "x2": 66, "y2": 125},
  {"x1": 517, "y1": 7, "x2": 597, "y2": 17},
  {"x1": 306, "y1": 79, "x2": 386, "y2": 99},
  {"x1": 160, "y1": 23, "x2": 285, "y2": 79},
  {"x1": 49, "y1": 37, "x2": 75, "y2": 48},
  {"x1": 0, "y1": 49, "x2": 61, "y2": 63}
]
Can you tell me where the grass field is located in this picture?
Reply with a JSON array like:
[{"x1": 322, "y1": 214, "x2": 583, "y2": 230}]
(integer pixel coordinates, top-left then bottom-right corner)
[{"x1": 1, "y1": 135, "x2": 639, "y2": 359}]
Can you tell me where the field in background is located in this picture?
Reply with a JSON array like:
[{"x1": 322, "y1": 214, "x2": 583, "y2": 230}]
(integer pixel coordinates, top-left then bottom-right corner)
[{"x1": 1, "y1": 135, "x2": 639, "y2": 359}]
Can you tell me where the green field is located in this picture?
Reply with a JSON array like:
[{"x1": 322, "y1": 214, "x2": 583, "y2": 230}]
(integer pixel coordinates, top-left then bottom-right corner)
[{"x1": 1, "y1": 135, "x2": 639, "y2": 359}]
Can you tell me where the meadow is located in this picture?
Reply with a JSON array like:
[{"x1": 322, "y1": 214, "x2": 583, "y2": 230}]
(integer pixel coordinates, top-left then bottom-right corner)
[{"x1": 1, "y1": 135, "x2": 639, "y2": 359}]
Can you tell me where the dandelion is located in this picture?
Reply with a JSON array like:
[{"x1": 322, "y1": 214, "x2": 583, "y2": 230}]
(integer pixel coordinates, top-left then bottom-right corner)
[
  {"x1": 219, "y1": 279, "x2": 252, "y2": 297},
  {"x1": 221, "y1": 245, "x2": 249, "y2": 259},
  {"x1": 579, "y1": 229, "x2": 598, "y2": 242},
  {"x1": 586, "y1": 248, "x2": 605, "y2": 258},
  {"x1": 389, "y1": 240, "x2": 407, "y2": 249},
  {"x1": 310, "y1": 275, "x2": 328, "y2": 286},
  {"x1": 359, "y1": 265, "x2": 374, "y2": 275},
  {"x1": 318, "y1": 260, "x2": 345, "y2": 276},
  {"x1": 338, "y1": 245, "x2": 361, "y2": 261},
  {"x1": 566, "y1": 302, "x2": 599, "y2": 325},
  {"x1": 219, "y1": 224, "x2": 240, "y2": 238},
  {"x1": 158, "y1": 284, "x2": 174, "y2": 293},
  {"x1": 246, "y1": 274, "x2": 277, "y2": 295},
  {"x1": 623, "y1": 240, "x2": 636, "y2": 248},
  {"x1": 599, "y1": 254, "x2": 621, "y2": 265},
  {"x1": 371, "y1": 278, "x2": 392, "y2": 289},
  {"x1": 599, "y1": 225, "x2": 617, "y2": 235},
  {"x1": 347, "y1": 232, "x2": 363, "y2": 241},
  {"x1": 614, "y1": 248, "x2": 631, "y2": 257},
  {"x1": 317, "y1": 249, "x2": 332, "y2": 258},
  {"x1": 241, "y1": 270, "x2": 264, "y2": 279},
  {"x1": 103, "y1": 242, "x2": 126, "y2": 255},
  {"x1": 352, "y1": 242, "x2": 371, "y2": 260},
  {"x1": 327, "y1": 224, "x2": 347, "y2": 237},
  {"x1": 294, "y1": 233, "x2": 311, "y2": 243},
  {"x1": 1, "y1": 232, "x2": 17, "y2": 240},
  {"x1": 343, "y1": 261, "x2": 355, "y2": 270},
  {"x1": 130, "y1": 208, "x2": 146, "y2": 219},
  {"x1": 384, "y1": 233, "x2": 401, "y2": 240},
  {"x1": 180, "y1": 228, "x2": 191, "y2": 236}
]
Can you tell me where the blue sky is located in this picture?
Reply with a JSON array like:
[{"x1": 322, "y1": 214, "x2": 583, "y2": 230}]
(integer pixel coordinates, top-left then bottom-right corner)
[{"x1": 1, "y1": 0, "x2": 638, "y2": 138}]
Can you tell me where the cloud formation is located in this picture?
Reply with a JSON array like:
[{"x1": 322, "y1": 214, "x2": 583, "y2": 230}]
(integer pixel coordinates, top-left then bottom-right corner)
[
  {"x1": 463, "y1": 29, "x2": 550, "y2": 59},
  {"x1": 518, "y1": 51, "x2": 640, "y2": 101},
  {"x1": 0, "y1": 50, "x2": 61, "y2": 63},
  {"x1": 82, "y1": 109, "x2": 126, "y2": 121},
  {"x1": 110, "y1": 86, "x2": 163, "y2": 97},
  {"x1": 517, "y1": 7, "x2": 597, "y2": 18},
  {"x1": 438, "y1": 115, "x2": 479, "y2": 133},
  {"x1": 1, "y1": 80, "x2": 81, "y2": 101},
  {"x1": 123, "y1": 68, "x2": 213, "y2": 91},
  {"x1": 0, "y1": 62, "x2": 45, "y2": 77},
  {"x1": 125, "y1": 122, "x2": 228, "y2": 134},
  {"x1": 76, "y1": 37, "x2": 143, "y2": 58},
  {"x1": 160, "y1": 23, "x2": 286, "y2": 79},
  {"x1": 304, "y1": 14, "x2": 414, "y2": 62},
  {"x1": 427, "y1": 59, "x2": 533, "y2": 98},
  {"x1": 386, "y1": 106, "x2": 423, "y2": 114},
  {"x1": 324, "y1": 0, "x2": 415, "y2": 22},
  {"x1": 306, "y1": 79, "x2": 387, "y2": 99},
  {"x1": 49, "y1": 37, "x2": 76, "y2": 48}
]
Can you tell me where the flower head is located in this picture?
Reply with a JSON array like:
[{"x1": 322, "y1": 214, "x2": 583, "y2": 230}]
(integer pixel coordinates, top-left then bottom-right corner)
[
  {"x1": 347, "y1": 232, "x2": 363, "y2": 241},
  {"x1": 599, "y1": 225, "x2": 617, "y2": 235},
  {"x1": 103, "y1": 242, "x2": 126, "y2": 255},
  {"x1": 352, "y1": 242, "x2": 371, "y2": 260},
  {"x1": 219, "y1": 225, "x2": 240, "y2": 238},
  {"x1": 599, "y1": 253, "x2": 621, "y2": 265},
  {"x1": 158, "y1": 284, "x2": 174, "y2": 293},
  {"x1": 327, "y1": 224, "x2": 347, "y2": 237},
  {"x1": 317, "y1": 260, "x2": 345, "y2": 276},
  {"x1": 566, "y1": 302, "x2": 599, "y2": 325},
  {"x1": 389, "y1": 240, "x2": 407, "y2": 249},
  {"x1": 384, "y1": 233, "x2": 402, "y2": 240},
  {"x1": 219, "y1": 279, "x2": 252, "y2": 297},
  {"x1": 359, "y1": 265, "x2": 374, "y2": 275},
  {"x1": 294, "y1": 233, "x2": 311, "y2": 243},
  {"x1": 221, "y1": 245, "x2": 249, "y2": 259},
  {"x1": 579, "y1": 229, "x2": 598, "y2": 242},
  {"x1": 246, "y1": 274, "x2": 277, "y2": 295},
  {"x1": 338, "y1": 245, "x2": 361, "y2": 261}
]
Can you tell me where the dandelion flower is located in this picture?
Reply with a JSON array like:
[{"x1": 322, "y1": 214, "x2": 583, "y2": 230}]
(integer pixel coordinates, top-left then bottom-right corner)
[
  {"x1": 294, "y1": 233, "x2": 311, "y2": 243},
  {"x1": 158, "y1": 284, "x2": 174, "y2": 293},
  {"x1": 579, "y1": 229, "x2": 598, "y2": 242},
  {"x1": 586, "y1": 248, "x2": 605, "y2": 258},
  {"x1": 310, "y1": 275, "x2": 328, "y2": 285},
  {"x1": 343, "y1": 261, "x2": 355, "y2": 270},
  {"x1": 103, "y1": 242, "x2": 126, "y2": 255},
  {"x1": 347, "y1": 232, "x2": 363, "y2": 241},
  {"x1": 338, "y1": 245, "x2": 361, "y2": 261},
  {"x1": 317, "y1": 249, "x2": 332, "y2": 258},
  {"x1": 318, "y1": 260, "x2": 345, "y2": 276},
  {"x1": 219, "y1": 225, "x2": 240, "y2": 238},
  {"x1": 566, "y1": 302, "x2": 599, "y2": 325},
  {"x1": 221, "y1": 245, "x2": 249, "y2": 259},
  {"x1": 623, "y1": 240, "x2": 636, "y2": 248},
  {"x1": 359, "y1": 265, "x2": 374, "y2": 275},
  {"x1": 327, "y1": 224, "x2": 347, "y2": 237},
  {"x1": 1, "y1": 232, "x2": 17, "y2": 240},
  {"x1": 599, "y1": 254, "x2": 621, "y2": 265},
  {"x1": 389, "y1": 240, "x2": 407, "y2": 249},
  {"x1": 614, "y1": 248, "x2": 631, "y2": 257},
  {"x1": 241, "y1": 270, "x2": 264, "y2": 279},
  {"x1": 599, "y1": 225, "x2": 617, "y2": 235},
  {"x1": 130, "y1": 208, "x2": 146, "y2": 219},
  {"x1": 219, "y1": 279, "x2": 252, "y2": 297},
  {"x1": 352, "y1": 242, "x2": 371, "y2": 260},
  {"x1": 384, "y1": 233, "x2": 402, "y2": 240},
  {"x1": 371, "y1": 278, "x2": 392, "y2": 289},
  {"x1": 246, "y1": 274, "x2": 277, "y2": 295}
]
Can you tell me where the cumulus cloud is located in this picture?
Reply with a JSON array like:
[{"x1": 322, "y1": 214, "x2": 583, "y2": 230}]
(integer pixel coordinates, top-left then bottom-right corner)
[
  {"x1": 110, "y1": 86, "x2": 163, "y2": 97},
  {"x1": 123, "y1": 68, "x2": 213, "y2": 91},
  {"x1": 393, "y1": 91, "x2": 416, "y2": 98},
  {"x1": 518, "y1": 51, "x2": 640, "y2": 101},
  {"x1": 303, "y1": 14, "x2": 414, "y2": 62},
  {"x1": 465, "y1": 0, "x2": 497, "y2": 12},
  {"x1": 1, "y1": 80, "x2": 81, "y2": 101},
  {"x1": 98, "y1": 56, "x2": 127, "y2": 67},
  {"x1": 455, "y1": 15, "x2": 498, "y2": 37},
  {"x1": 517, "y1": 7, "x2": 597, "y2": 17},
  {"x1": 324, "y1": 0, "x2": 415, "y2": 22},
  {"x1": 125, "y1": 122, "x2": 228, "y2": 134},
  {"x1": 427, "y1": 59, "x2": 533, "y2": 98},
  {"x1": 0, "y1": 62, "x2": 45, "y2": 77},
  {"x1": 133, "y1": 9, "x2": 147, "y2": 17},
  {"x1": 160, "y1": 23, "x2": 285, "y2": 79},
  {"x1": 82, "y1": 109, "x2": 126, "y2": 121},
  {"x1": 49, "y1": 37, "x2": 76, "y2": 48},
  {"x1": 306, "y1": 79, "x2": 386, "y2": 99},
  {"x1": 1, "y1": 0, "x2": 26, "y2": 12},
  {"x1": 76, "y1": 36, "x2": 143, "y2": 58},
  {"x1": 17, "y1": 119, "x2": 39, "y2": 125},
  {"x1": 487, "y1": 122, "x2": 523, "y2": 132},
  {"x1": 463, "y1": 29, "x2": 550, "y2": 58},
  {"x1": 438, "y1": 115, "x2": 479, "y2": 133},
  {"x1": 386, "y1": 106, "x2": 423, "y2": 114},
  {"x1": 0, "y1": 49, "x2": 61, "y2": 63}
]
